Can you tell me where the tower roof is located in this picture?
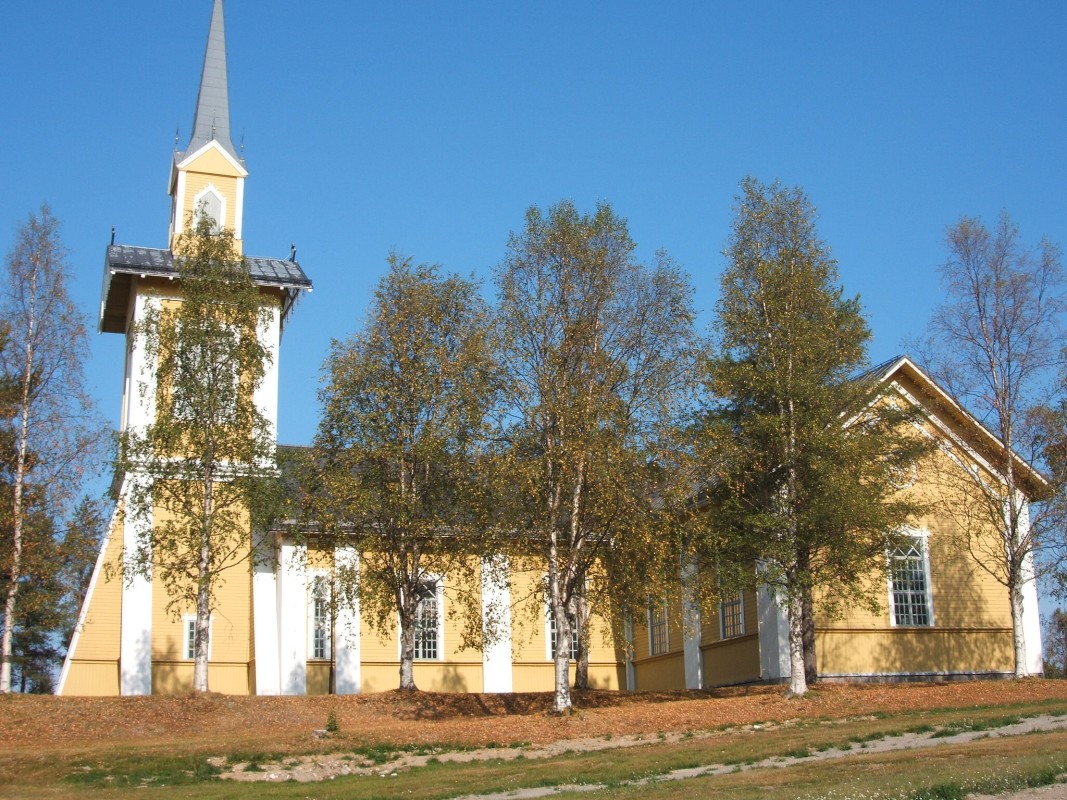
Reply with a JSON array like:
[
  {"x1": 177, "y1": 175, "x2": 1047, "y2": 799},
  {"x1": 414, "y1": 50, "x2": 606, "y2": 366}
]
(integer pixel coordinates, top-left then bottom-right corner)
[{"x1": 183, "y1": 0, "x2": 238, "y2": 161}]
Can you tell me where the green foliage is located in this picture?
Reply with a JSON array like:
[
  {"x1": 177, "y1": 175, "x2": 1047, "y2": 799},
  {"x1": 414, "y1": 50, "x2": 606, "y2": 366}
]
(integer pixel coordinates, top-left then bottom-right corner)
[
  {"x1": 0, "y1": 205, "x2": 105, "y2": 693},
  {"x1": 697, "y1": 177, "x2": 929, "y2": 694},
  {"x1": 120, "y1": 218, "x2": 277, "y2": 691},
  {"x1": 1044, "y1": 609, "x2": 1067, "y2": 677},
  {"x1": 311, "y1": 254, "x2": 498, "y2": 689},
  {"x1": 326, "y1": 708, "x2": 339, "y2": 733},
  {"x1": 493, "y1": 200, "x2": 697, "y2": 711}
]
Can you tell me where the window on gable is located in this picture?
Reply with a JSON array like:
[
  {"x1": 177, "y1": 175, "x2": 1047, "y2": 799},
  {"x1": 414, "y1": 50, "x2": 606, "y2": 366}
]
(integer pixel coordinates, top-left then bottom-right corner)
[
  {"x1": 719, "y1": 591, "x2": 745, "y2": 639},
  {"x1": 648, "y1": 600, "x2": 669, "y2": 655},
  {"x1": 889, "y1": 535, "x2": 933, "y2": 627},
  {"x1": 308, "y1": 574, "x2": 332, "y2": 660},
  {"x1": 413, "y1": 579, "x2": 441, "y2": 660},
  {"x1": 547, "y1": 606, "x2": 579, "y2": 661}
]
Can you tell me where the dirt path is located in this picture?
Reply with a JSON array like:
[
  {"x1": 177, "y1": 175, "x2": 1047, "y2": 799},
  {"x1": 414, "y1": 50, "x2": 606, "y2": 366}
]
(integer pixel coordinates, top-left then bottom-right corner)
[{"x1": 216, "y1": 712, "x2": 1067, "y2": 796}]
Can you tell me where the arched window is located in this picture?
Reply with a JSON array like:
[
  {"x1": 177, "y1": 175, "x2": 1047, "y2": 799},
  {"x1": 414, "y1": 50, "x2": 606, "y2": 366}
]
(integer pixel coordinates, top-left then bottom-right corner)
[{"x1": 194, "y1": 187, "x2": 224, "y2": 233}]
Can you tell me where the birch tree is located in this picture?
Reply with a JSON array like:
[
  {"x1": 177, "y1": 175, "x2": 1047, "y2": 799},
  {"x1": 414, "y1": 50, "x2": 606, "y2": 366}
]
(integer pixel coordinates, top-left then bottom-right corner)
[
  {"x1": 494, "y1": 201, "x2": 696, "y2": 713},
  {"x1": 311, "y1": 255, "x2": 497, "y2": 691},
  {"x1": 121, "y1": 220, "x2": 276, "y2": 693},
  {"x1": 700, "y1": 178, "x2": 926, "y2": 696},
  {"x1": 921, "y1": 213, "x2": 1065, "y2": 677},
  {"x1": 0, "y1": 207, "x2": 103, "y2": 693}
]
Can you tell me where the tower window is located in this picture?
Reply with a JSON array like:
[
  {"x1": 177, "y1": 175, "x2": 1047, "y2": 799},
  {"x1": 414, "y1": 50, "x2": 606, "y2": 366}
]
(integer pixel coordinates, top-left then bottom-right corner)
[{"x1": 194, "y1": 187, "x2": 224, "y2": 233}]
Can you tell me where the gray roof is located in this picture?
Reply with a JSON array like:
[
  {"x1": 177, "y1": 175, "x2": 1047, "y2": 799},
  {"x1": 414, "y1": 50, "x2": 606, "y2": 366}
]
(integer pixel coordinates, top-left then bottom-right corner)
[
  {"x1": 182, "y1": 0, "x2": 238, "y2": 162},
  {"x1": 106, "y1": 245, "x2": 310, "y2": 287},
  {"x1": 100, "y1": 244, "x2": 312, "y2": 333}
]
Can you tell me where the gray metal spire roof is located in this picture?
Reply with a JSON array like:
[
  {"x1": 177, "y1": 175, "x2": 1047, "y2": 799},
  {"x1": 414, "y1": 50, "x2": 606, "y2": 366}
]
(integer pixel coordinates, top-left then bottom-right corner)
[{"x1": 184, "y1": 0, "x2": 238, "y2": 161}]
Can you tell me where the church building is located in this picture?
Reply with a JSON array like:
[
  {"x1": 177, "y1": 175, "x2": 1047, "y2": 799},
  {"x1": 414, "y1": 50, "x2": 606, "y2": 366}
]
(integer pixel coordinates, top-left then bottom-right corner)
[{"x1": 58, "y1": 1, "x2": 1044, "y2": 696}]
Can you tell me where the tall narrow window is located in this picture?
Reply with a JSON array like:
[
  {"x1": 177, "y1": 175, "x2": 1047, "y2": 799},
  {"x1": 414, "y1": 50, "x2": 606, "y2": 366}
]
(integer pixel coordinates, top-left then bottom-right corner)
[
  {"x1": 195, "y1": 188, "x2": 224, "y2": 233},
  {"x1": 182, "y1": 614, "x2": 212, "y2": 660},
  {"x1": 648, "y1": 600, "x2": 669, "y2": 655},
  {"x1": 414, "y1": 580, "x2": 440, "y2": 660},
  {"x1": 720, "y1": 592, "x2": 745, "y2": 639},
  {"x1": 308, "y1": 575, "x2": 331, "y2": 660},
  {"x1": 889, "y1": 535, "x2": 933, "y2": 626},
  {"x1": 547, "y1": 607, "x2": 579, "y2": 661},
  {"x1": 184, "y1": 616, "x2": 196, "y2": 660}
]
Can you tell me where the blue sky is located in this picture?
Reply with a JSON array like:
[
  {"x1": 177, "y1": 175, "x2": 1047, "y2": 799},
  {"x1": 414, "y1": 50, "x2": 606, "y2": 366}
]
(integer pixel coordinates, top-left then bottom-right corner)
[{"x1": 3, "y1": 2, "x2": 1066, "y2": 575}]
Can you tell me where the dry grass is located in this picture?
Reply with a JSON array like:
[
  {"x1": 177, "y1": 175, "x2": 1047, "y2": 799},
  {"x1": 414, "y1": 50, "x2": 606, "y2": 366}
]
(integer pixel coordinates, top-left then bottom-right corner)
[
  {"x1": 3, "y1": 680, "x2": 1067, "y2": 800},
  {"x1": 7, "y1": 679, "x2": 1067, "y2": 754}
]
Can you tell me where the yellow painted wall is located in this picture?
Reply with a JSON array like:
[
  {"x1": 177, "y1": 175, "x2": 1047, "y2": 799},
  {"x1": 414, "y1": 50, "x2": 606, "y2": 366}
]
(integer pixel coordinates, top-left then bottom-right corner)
[
  {"x1": 307, "y1": 662, "x2": 332, "y2": 695},
  {"x1": 815, "y1": 405, "x2": 1017, "y2": 677},
  {"x1": 61, "y1": 504, "x2": 124, "y2": 695},
  {"x1": 818, "y1": 628, "x2": 1013, "y2": 675},
  {"x1": 148, "y1": 496, "x2": 253, "y2": 695},
  {"x1": 703, "y1": 636, "x2": 761, "y2": 687},
  {"x1": 699, "y1": 588, "x2": 761, "y2": 686},
  {"x1": 633, "y1": 653, "x2": 685, "y2": 691},
  {"x1": 508, "y1": 566, "x2": 624, "y2": 692},
  {"x1": 61, "y1": 661, "x2": 119, "y2": 696},
  {"x1": 182, "y1": 146, "x2": 245, "y2": 178}
]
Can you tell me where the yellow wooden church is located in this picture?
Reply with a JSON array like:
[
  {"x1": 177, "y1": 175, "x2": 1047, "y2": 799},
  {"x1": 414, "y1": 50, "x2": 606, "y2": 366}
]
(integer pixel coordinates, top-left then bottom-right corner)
[{"x1": 57, "y1": 1, "x2": 1044, "y2": 696}]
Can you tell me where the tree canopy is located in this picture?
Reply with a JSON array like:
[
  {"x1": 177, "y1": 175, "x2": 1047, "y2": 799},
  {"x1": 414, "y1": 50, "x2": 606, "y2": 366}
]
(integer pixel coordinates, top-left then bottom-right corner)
[
  {"x1": 0, "y1": 206, "x2": 105, "y2": 693},
  {"x1": 919, "y1": 212, "x2": 1065, "y2": 677},
  {"x1": 697, "y1": 177, "x2": 927, "y2": 696},
  {"x1": 493, "y1": 200, "x2": 697, "y2": 712},
  {"x1": 310, "y1": 254, "x2": 499, "y2": 691}
]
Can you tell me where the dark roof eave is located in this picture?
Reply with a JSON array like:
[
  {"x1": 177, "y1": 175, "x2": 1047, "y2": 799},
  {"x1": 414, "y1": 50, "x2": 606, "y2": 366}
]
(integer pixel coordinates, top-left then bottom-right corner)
[{"x1": 99, "y1": 244, "x2": 312, "y2": 333}]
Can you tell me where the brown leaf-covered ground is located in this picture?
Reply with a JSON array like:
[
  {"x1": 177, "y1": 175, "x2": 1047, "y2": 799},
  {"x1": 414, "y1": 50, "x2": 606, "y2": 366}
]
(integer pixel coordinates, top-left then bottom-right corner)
[{"x1": 5, "y1": 679, "x2": 1067, "y2": 757}]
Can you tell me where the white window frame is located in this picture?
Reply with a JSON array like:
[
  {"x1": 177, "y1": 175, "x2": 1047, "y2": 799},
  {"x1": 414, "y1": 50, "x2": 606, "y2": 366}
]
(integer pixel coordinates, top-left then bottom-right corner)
[
  {"x1": 719, "y1": 591, "x2": 745, "y2": 639},
  {"x1": 182, "y1": 614, "x2": 213, "y2": 661},
  {"x1": 307, "y1": 572, "x2": 332, "y2": 661},
  {"x1": 401, "y1": 576, "x2": 444, "y2": 661},
  {"x1": 545, "y1": 603, "x2": 579, "y2": 662},
  {"x1": 887, "y1": 531, "x2": 935, "y2": 627},
  {"x1": 647, "y1": 599, "x2": 670, "y2": 656}
]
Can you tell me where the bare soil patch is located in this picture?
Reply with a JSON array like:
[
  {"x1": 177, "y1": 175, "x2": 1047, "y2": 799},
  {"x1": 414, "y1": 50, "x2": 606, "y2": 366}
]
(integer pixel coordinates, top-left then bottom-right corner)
[{"x1": 4, "y1": 679, "x2": 1067, "y2": 757}]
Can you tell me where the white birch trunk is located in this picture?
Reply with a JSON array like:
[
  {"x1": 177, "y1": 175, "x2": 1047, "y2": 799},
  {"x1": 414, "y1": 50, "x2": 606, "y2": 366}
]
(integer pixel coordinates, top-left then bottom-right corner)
[
  {"x1": 0, "y1": 260, "x2": 38, "y2": 693},
  {"x1": 787, "y1": 592, "x2": 807, "y2": 696}
]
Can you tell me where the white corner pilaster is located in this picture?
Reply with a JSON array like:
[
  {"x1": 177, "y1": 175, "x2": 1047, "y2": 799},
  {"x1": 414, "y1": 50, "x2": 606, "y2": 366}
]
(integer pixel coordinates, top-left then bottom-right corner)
[
  {"x1": 252, "y1": 529, "x2": 281, "y2": 695},
  {"x1": 120, "y1": 475, "x2": 153, "y2": 695},
  {"x1": 1017, "y1": 499, "x2": 1043, "y2": 675},
  {"x1": 681, "y1": 559, "x2": 703, "y2": 690},
  {"x1": 756, "y1": 570, "x2": 790, "y2": 682},
  {"x1": 234, "y1": 177, "x2": 245, "y2": 241},
  {"x1": 254, "y1": 303, "x2": 281, "y2": 449},
  {"x1": 480, "y1": 556, "x2": 512, "y2": 693},
  {"x1": 277, "y1": 539, "x2": 307, "y2": 695},
  {"x1": 334, "y1": 544, "x2": 361, "y2": 694}
]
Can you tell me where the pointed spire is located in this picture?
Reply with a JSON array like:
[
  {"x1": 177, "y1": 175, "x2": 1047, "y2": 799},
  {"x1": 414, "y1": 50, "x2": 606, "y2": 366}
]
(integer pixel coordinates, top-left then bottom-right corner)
[{"x1": 185, "y1": 0, "x2": 237, "y2": 160}]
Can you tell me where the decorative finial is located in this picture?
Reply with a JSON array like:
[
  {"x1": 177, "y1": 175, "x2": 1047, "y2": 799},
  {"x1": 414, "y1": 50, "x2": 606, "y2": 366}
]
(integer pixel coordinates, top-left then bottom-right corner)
[
  {"x1": 239, "y1": 132, "x2": 245, "y2": 158},
  {"x1": 110, "y1": 226, "x2": 116, "y2": 246},
  {"x1": 290, "y1": 243, "x2": 297, "y2": 263},
  {"x1": 174, "y1": 125, "x2": 180, "y2": 148}
]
